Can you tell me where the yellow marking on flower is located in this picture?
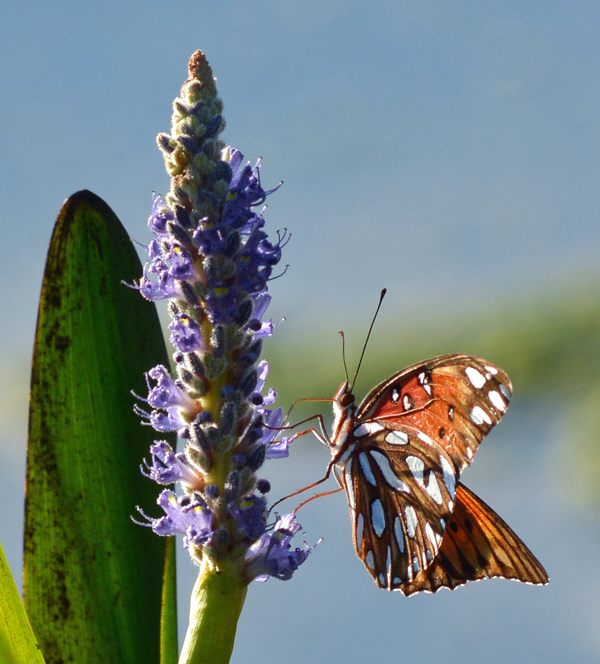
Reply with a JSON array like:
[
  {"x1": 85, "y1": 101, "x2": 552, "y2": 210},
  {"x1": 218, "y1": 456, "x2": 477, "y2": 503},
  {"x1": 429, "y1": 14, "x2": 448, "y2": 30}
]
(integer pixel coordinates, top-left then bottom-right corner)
[{"x1": 213, "y1": 286, "x2": 229, "y2": 296}]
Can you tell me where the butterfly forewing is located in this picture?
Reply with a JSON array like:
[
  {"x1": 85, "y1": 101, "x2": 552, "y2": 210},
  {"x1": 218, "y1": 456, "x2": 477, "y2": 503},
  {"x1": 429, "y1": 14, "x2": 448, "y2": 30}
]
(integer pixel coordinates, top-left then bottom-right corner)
[{"x1": 357, "y1": 354, "x2": 513, "y2": 474}]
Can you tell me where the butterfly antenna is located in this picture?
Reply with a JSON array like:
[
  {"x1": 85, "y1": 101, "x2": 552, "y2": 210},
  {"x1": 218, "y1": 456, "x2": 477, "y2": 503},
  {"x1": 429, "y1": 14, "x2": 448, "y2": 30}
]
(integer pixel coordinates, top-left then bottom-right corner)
[
  {"x1": 350, "y1": 288, "x2": 387, "y2": 392},
  {"x1": 338, "y1": 330, "x2": 350, "y2": 383}
]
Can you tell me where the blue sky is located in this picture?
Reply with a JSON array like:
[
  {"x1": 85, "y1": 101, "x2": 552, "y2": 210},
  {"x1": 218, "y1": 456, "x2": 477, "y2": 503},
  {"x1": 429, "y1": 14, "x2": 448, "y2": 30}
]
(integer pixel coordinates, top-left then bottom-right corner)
[{"x1": 2, "y1": 2, "x2": 600, "y2": 662}]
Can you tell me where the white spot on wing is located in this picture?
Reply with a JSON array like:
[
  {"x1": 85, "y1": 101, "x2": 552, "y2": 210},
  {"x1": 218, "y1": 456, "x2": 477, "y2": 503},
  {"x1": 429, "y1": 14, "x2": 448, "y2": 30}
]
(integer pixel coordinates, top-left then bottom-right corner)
[
  {"x1": 391, "y1": 388, "x2": 400, "y2": 403},
  {"x1": 426, "y1": 473, "x2": 443, "y2": 504},
  {"x1": 354, "y1": 422, "x2": 385, "y2": 437},
  {"x1": 488, "y1": 390, "x2": 506, "y2": 412},
  {"x1": 500, "y1": 384, "x2": 511, "y2": 401},
  {"x1": 371, "y1": 499, "x2": 386, "y2": 537},
  {"x1": 385, "y1": 430, "x2": 409, "y2": 445},
  {"x1": 405, "y1": 505, "x2": 418, "y2": 538},
  {"x1": 378, "y1": 573, "x2": 386, "y2": 587},
  {"x1": 365, "y1": 550, "x2": 375, "y2": 570},
  {"x1": 440, "y1": 456, "x2": 456, "y2": 497},
  {"x1": 359, "y1": 452, "x2": 377, "y2": 486},
  {"x1": 465, "y1": 366, "x2": 486, "y2": 388},
  {"x1": 425, "y1": 522, "x2": 437, "y2": 551},
  {"x1": 370, "y1": 450, "x2": 409, "y2": 492},
  {"x1": 393, "y1": 517, "x2": 405, "y2": 552},
  {"x1": 355, "y1": 512, "x2": 364, "y2": 544},
  {"x1": 417, "y1": 431, "x2": 433, "y2": 445},
  {"x1": 406, "y1": 456, "x2": 425, "y2": 486},
  {"x1": 471, "y1": 405, "x2": 492, "y2": 426},
  {"x1": 336, "y1": 443, "x2": 356, "y2": 467},
  {"x1": 413, "y1": 556, "x2": 421, "y2": 575},
  {"x1": 485, "y1": 365, "x2": 498, "y2": 375},
  {"x1": 344, "y1": 460, "x2": 355, "y2": 510},
  {"x1": 386, "y1": 548, "x2": 392, "y2": 584}
]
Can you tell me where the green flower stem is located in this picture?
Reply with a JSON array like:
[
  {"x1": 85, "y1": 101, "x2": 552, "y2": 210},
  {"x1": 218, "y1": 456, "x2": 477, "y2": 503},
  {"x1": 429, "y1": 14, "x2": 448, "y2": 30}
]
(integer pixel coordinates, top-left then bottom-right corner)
[{"x1": 179, "y1": 559, "x2": 248, "y2": 664}]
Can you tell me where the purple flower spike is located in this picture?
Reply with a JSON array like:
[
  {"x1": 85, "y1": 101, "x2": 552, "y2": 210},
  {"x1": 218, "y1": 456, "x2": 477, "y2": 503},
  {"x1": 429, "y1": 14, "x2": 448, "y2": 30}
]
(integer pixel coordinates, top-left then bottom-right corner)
[
  {"x1": 168, "y1": 244, "x2": 198, "y2": 281},
  {"x1": 246, "y1": 513, "x2": 319, "y2": 582},
  {"x1": 204, "y1": 283, "x2": 239, "y2": 324},
  {"x1": 143, "y1": 441, "x2": 205, "y2": 489},
  {"x1": 169, "y1": 312, "x2": 206, "y2": 353},
  {"x1": 140, "y1": 489, "x2": 214, "y2": 548},
  {"x1": 266, "y1": 435, "x2": 296, "y2": 460},
  {"x1": 147, "y1": 365, "x2": 195, "y2": 410},
  {"x1": 149, "y1": 406, "x2": 189, "y2": 433},
  {"x1": 148, "y1": 194, "x2": 175, "y2": 238},
  {"x1": 229, "y1": 494, "x2": 267, "y2": 540},
  {"x1": 133, "y1": 51, "x2": 317, "y2": 580},
  {"x1": 260, "y1": 407, "x2": 285, "y2": 446},
  {"x1": 192, "y1": 220, "x2": 226, "y2": 255},
  {"x1": 138, "y1": 261, "x2": 179, "y2": 301}
]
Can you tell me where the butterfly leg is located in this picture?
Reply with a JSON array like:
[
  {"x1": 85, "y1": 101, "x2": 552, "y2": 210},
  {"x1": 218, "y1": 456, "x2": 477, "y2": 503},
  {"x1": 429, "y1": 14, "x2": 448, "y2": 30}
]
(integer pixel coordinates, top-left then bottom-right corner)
[
  {"x1": 294, "y1": 485, "x2": 344, "y2": 513},
  {"x1": 268, "y1": 456, "x2": 337, "y2": 513},
  {"x1": 282, "y1": 396, "x2": 334, "y2": 429},
  {"x1": 267, "y1": 412, "x2": 331, "y2": 446},
  {"x1": 288, "y1": 413, "x2": 330, "y2": 446}
]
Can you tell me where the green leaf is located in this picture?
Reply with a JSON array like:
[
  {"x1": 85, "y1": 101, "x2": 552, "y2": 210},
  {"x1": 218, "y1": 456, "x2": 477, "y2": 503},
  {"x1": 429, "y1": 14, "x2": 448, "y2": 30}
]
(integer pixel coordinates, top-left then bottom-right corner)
[
  {"x1": 0, "y1": 540, "x2": 45, "y2": 664},
  {"x1": 24, "y1": 190, "x2": 174, "y2": 664},
  {"x1": 160, "y1": 537, "x2": 178, "y2": 664}
]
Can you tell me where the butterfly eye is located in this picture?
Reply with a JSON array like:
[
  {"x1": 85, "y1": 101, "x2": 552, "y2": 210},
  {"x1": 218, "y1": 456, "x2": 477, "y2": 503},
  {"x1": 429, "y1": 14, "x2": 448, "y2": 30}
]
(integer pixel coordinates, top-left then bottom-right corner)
[{"x1": 339, "y1": 392, "x2": 355, "y2": 408}]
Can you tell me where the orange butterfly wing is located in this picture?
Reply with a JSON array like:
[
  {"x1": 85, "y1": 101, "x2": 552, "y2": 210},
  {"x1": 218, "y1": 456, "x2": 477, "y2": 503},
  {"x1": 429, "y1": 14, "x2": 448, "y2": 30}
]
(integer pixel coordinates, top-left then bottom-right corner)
[{"x1": 399, "y1": 483, "x2": 549, "y2": 596}]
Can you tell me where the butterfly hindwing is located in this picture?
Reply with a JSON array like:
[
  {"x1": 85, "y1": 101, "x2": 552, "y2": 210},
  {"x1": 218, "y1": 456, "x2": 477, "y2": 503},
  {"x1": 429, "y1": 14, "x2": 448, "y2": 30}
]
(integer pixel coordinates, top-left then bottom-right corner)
[
  {"x1": 341, "y1": 430, "x2": 457, "y2": 589},
  {"x1": 399, "y1": 483, "x2": 549, "y2": 596}
]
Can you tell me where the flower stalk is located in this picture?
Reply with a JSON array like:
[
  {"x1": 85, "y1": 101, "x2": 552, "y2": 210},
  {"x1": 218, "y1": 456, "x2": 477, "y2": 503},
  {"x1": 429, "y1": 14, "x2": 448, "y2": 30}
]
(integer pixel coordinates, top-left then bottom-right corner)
[
  {"x1": 132, "y1": 50, "x2": 318, "y2": 663},
  {"x1": 179, "y1": 560, "x2": 248, "y2": 664}
]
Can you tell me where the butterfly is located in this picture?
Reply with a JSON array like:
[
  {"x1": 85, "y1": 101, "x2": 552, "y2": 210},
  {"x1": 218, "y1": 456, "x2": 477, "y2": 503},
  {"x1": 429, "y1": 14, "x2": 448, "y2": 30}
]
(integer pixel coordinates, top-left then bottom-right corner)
[{"x1": 313, "y1": 353, "x2": 549, "y2": 596}]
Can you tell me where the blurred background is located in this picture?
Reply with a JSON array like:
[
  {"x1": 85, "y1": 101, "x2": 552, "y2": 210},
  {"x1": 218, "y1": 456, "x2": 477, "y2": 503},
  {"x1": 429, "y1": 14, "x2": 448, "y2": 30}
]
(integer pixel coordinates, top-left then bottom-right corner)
[{"x1": 2, "y1": 1, "x2": 600, "y2": 662}]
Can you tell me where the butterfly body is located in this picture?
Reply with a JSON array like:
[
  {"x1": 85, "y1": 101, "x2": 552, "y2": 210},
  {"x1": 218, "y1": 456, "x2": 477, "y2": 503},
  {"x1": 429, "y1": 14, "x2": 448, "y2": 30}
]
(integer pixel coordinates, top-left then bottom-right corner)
[{"x1": 327, "y1": 354, "x2": 548, "y2": 596}]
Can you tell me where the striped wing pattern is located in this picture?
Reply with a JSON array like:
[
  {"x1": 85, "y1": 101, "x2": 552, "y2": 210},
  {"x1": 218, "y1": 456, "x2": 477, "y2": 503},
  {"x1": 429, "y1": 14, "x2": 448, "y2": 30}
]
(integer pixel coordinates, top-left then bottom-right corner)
[
  {"x1": 399, "y1": 483, "x2": 549, "y2": 595},
  {"x1": 335, "y1": 354, "x2": 548, "y2": 594}
]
